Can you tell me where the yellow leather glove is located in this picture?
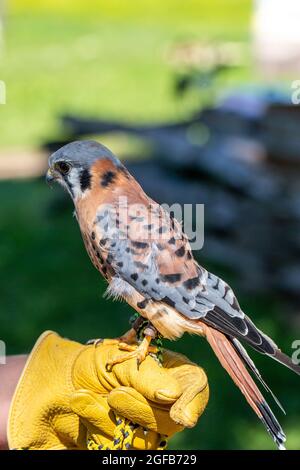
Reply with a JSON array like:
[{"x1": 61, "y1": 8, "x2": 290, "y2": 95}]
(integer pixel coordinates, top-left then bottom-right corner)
[{"x1": 8, "y1": 331, "x2": 209, "y2": 450}]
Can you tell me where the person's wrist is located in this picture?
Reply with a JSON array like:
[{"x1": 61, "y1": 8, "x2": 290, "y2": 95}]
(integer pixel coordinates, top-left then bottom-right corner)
[{"x1": 0, "y1": 355, "x2": 27, "y2": 449}]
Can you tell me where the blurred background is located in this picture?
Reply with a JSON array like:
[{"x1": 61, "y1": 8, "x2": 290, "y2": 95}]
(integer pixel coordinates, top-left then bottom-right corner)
[{"x1": 1, "y1": 0, "x2": 300, "y2": 449}]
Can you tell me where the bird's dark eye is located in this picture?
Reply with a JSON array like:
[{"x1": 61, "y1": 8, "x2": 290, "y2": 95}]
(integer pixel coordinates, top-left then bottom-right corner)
[{"x1": 55, "y1": 161, "x2": 71, "y2": 175}]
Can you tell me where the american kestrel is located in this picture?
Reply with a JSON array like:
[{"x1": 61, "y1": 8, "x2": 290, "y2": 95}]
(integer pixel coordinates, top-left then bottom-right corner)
[{"x1": 47, "y1": 140, "x2": 300, "y2": 450}]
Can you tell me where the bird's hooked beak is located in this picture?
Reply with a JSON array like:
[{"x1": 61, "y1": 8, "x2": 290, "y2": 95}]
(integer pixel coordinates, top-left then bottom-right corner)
[{"x1": 46, "y1": 168, "x2": 57, "y2": 186}]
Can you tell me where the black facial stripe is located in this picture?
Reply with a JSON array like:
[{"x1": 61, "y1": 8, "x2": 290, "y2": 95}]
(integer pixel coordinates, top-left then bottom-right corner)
[
  {"x1": 80, "y1": 168, "x2": 92, "y2": 191},
  {"x1": 62, "y1": 174, "x2": 74, "y2": 198},
  {"x1": 101, "y1": 170, "x2": 116, "y2": 188}
]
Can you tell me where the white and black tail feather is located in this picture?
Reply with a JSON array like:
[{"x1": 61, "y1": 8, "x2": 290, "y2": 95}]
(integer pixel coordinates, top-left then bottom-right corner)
[
  {"x1": 204, "y1": 326, "x2": 286, "y2": 450},
  {"x1": 271, "y1": 349, "x2": 300, "y2": 376},
  {"x1": 257, "y1": 401, "x2": 286, "y2": 450},
  {"x1": 203, "y1": 306, "x2": 300, "y2": 377},
  {"x1": 231, "y1": 338, "x2": 286, "y2": 415},
  {"x1": 229, "y1": 338, "x2": 287, "y2": 449}
]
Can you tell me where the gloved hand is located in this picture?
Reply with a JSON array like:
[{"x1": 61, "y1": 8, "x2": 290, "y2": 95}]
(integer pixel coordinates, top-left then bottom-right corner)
[{"x1": 8, "y1": 331, "x2": 209, "y2": 450}]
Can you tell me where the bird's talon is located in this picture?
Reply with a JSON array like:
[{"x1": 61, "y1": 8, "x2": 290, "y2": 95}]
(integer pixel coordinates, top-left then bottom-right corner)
[
  {"x1": 118, "y1": 342, "x2": 138, "y2": 352},
  {"x1": 105, "y1": 335, "x2": 154, "y2": 369},
  {"x1": 105, "y1": 362, "x2": 113, "y2": 372},
  {"x1": 86, "y1": 338, "x2": 104, "y2": 346},
  {"x1": 136, "y1": 358, "x2": 142, "y2": 368}
]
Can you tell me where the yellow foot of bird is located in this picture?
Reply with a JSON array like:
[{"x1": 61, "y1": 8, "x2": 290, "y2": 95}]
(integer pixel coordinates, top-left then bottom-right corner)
[{"x1": 106, "y1": 335, "x2": 157, "y2": 370}]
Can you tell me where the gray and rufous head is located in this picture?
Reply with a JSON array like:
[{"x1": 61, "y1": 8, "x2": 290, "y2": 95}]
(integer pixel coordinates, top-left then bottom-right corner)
[{"x1": 46, "y1": 140, "x2": 126, "y2": 200}]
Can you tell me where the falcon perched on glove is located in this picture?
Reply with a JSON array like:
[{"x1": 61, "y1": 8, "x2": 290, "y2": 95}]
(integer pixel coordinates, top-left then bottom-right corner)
[{"x1": 46, "y1": 140, "x2": 300, "y2": 450}]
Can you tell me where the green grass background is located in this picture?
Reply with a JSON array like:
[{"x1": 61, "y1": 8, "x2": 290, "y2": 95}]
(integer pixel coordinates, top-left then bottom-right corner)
[
  {"x1": 0, "y1": 0, "x2": 299, "y2": 450},
  {"x1": 2, "y1": 0, "x2": 251, "y2": 148}
]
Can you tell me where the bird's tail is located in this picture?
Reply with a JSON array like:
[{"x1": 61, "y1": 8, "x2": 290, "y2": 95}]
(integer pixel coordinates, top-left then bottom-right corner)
[
  {"x1": 271, "y1": 348, "x2": 300, "y2": 376},
  {"x1": 203, "y1": 324, "x2": 286, "y2": 450},
  {"x1": 243, "y1": 317, "x2": 300, "y2": 376}
]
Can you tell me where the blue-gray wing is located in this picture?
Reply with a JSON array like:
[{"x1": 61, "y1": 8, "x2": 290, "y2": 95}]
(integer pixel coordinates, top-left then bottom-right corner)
[{"x1": 95, "y1": 202, "x2": 277, "y2": 354}]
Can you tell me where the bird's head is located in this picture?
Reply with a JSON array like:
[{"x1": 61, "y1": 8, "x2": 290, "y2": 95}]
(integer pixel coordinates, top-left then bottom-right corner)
[{"x1": 46, "y1": 140, "x2": 123, "y2": 200}]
